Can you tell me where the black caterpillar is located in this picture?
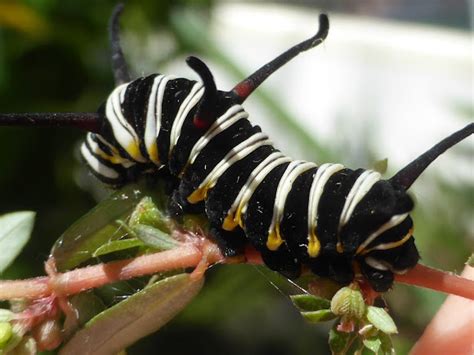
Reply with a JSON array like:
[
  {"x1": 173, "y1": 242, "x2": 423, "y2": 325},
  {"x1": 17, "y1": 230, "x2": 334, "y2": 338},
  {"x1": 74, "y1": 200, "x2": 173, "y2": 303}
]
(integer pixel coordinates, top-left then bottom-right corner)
[{"x1": 1, "y1": 5, "x2": 472, "y2": 292}]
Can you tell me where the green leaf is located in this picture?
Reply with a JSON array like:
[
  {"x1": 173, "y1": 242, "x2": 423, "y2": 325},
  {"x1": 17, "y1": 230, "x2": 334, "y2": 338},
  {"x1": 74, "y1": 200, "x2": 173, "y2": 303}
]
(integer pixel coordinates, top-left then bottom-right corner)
[
  {"x1": 373, "y1": 158, "x2": 388, "y2": 174},
  {"x1": 379, "y1": 332, "x2": 395, "y2": 355},
  {"x1": 60, "y1": 274, "x2": 203, "y2": 355},
  {"x1": 290, "y1": 293, "x2": 331, "y2": 312},
  {"x1": 329, "y1": 327, "x2": 352, "y2": 355},
  {"x1": 366, "y1": 306, "x2": 398, "y2": 335},
  {"x1": 129, "y1": 197, "x2": 169, "y2": 233},
  {"x1": 331, "y1": 286, "x2": 366, "y2": 320},
  {"x1": 51, "y1": 184, "x2": 146, "y2": 271},
  {"x1": 133, "y1": 224, "x2": 180, "y2": 250},
  {"x1": 92, "y1": 238, "x2": 145, "y2": 257},
  {"x1": 467, "y1": 253, "x2": 474, "y2": 267},
  {"x1": 0, "y1": 211, "x2": 35, "y2": 273},
  {"x1": 0, "y1": 310, "x2": 13, "y2": 323},
  {"x1": 363, "y1": 337, "x2": 382, "y2": 354},
  {"x1": 301, "y1": 309, "x2": 337, "y2": 323},
  {"x1": 0, "y1": 322, "x2": 13, "y2": 349}
]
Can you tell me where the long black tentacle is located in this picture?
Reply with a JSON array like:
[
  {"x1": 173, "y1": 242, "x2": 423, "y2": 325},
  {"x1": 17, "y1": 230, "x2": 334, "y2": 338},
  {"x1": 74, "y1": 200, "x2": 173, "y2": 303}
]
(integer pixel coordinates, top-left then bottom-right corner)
[
  {"x1": 390, "y1": 122, "x2": 473, "y2": 190},
  {"x1": 110, "y1": 3, "x2": 131, "y2": 85},
  {"x1": 229, "y1": 14, "x2": 329, "y2": 104},
  {"x1": 186, "y1": 56, "x2": 218, "y2": 129},
  {"x1": 0, "y1": 113, "x2": 101, "y2": 133}
]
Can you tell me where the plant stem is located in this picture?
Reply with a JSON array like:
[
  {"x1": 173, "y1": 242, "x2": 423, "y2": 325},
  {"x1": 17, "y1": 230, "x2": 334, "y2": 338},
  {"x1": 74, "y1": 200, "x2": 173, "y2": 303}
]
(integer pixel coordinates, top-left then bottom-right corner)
[
  {"x1": 395, "y1": 263, "x2": 474, "y2": 300},
  {"x1": 0, "y1": 243, "x2": 222, "y2": 300}
]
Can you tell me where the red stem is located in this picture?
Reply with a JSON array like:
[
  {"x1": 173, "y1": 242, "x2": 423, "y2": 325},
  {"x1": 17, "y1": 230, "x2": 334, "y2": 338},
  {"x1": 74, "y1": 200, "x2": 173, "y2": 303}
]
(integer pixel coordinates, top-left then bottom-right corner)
[{"x1": 395, "y1": 263, "x2": 474, "y2": 300}]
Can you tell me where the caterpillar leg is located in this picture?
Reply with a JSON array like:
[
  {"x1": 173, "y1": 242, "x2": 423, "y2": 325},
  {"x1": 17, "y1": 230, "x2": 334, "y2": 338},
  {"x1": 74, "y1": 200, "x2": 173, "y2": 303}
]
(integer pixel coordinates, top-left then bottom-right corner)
[{"x1": 109, "y1": 3, "x2": 131, "y2": 85}]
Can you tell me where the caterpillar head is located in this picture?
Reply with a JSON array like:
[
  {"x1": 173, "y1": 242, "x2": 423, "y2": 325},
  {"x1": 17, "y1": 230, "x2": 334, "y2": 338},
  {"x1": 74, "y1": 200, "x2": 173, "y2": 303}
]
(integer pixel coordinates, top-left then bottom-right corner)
[{"x1": 350, "y1": 124, "x2": 473, "y2": 291}]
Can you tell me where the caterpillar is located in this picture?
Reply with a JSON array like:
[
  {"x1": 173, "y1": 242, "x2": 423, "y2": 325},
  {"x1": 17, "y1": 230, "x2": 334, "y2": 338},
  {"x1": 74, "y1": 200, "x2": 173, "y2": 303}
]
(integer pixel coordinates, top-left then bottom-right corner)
[{"x1": 1, "y1": 5, "x2": 472, "y2": 293}]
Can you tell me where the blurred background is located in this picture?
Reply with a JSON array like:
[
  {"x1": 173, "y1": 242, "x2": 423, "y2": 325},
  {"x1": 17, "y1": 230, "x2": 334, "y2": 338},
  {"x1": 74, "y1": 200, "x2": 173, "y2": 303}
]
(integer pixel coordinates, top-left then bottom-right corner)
[{"x1": 0, "y1": 0, "x2": 472, "y2": 354}]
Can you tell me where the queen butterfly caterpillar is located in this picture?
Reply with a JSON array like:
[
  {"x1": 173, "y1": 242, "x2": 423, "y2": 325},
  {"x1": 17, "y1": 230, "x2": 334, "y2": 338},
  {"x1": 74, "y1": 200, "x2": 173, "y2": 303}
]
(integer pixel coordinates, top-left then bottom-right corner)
[{"x1": 0, "y1": 5, "x2": 472, "y2": 292}]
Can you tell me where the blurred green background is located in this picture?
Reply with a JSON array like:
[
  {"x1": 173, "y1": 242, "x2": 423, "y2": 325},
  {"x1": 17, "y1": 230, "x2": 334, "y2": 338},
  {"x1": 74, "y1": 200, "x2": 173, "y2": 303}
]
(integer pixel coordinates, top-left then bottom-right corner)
[{"x1": 0, "y1": 1, "x2": 472, "y2": 354}]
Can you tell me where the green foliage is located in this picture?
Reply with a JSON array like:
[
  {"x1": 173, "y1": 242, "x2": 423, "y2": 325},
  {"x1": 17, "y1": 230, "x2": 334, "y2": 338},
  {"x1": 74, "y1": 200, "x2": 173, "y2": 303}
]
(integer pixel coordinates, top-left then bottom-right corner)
[
  {"x1": 61, "y1": 274, "x2": 204, "y2": 355},
  {"x1": 0, "y1": 212, "x2": 35, "y2": 274}
]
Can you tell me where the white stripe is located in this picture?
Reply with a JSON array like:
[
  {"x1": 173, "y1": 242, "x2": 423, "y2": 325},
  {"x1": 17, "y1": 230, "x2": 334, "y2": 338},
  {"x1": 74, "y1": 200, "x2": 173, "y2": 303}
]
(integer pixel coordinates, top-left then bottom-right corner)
[
  {"x1": 356, "y1": 212, "x2": 409, "y2": 254},
  {"x1": 226, "y1": 152, "x2": 287, "y2": 220},
  {"x1": 105, "y1": 83, "x2": 146, "y2": 163},
  {"x1": 144, "y1": 75, "x2": 164, "y2": 165},
  {"x1": 364, "y1": 256, "x2": 390, "y2": 271},
  {"x1": 237, "y1": 155, "x2": 292, "y2": 218},
  {"x1": 187, "y1": 105, "x2": 247, "y2": 165},
  {"x1": 307, "y1": 163, "x2": 345, "y2": 235},
  {"x1": 80, "y1": 144, "x2": 120, "y2": 180},
  {"x1": 268, "y1": 161, "x2": 316, "y2": 237},
  {"x1": 194, "y1": 132, "x2": 272, "y2": 193},
  {"x1": 339, "y1": 170, "x2": 381, "y2": 230},
  {"x1": 169, "y1": 82, "x2": 204, "y2": 154}
]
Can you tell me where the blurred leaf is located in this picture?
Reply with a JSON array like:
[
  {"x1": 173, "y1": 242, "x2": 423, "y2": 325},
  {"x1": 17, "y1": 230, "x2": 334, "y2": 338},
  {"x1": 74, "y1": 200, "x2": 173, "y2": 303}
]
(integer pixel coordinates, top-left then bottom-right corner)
[
  {"x1": 0, "y1": 322, "x2": 13, "y2": 349},
  {"x1": 328, "y1": 327, "x2": 353, "y2": 355},
  {"x1": 0, "y1": 3, "x2": 48, "y2": 36},
  {"x1": 0, "y1": 310, "x2": 13, "y2": 323},
  {"x1": 92, "y1": 238, "x2": 144, "y2": 258},
  {"x1": 301, "y1": 309, "x2": 337, "y2": 323},
  {"x1": 68, "y1": 292, "x2": 106, "y2": 328},
  {"x1": 0, "y1": 211, "x2": 35, "y2": 273},
  {"x1": 60, "y1": 274, "x2": 204, "y2": 355},
  {"x1": 51, "y1": 184, "x2": 146, "y2": 271},
  {"x1": 373, "y1": 158, "x2": 388, "y2": 174},
  {"x1": 290, "y1": 293, "x2": 331, "y2": 312},
  {"x1": 363, "y1": 337, "x2": 382, "y2": 354},
  {"x1": 133, "y1": 224, "x2": 180, "y2": 250},
  {"x1": 366, "y1": 306, "x2": 398, "y2": 335}
]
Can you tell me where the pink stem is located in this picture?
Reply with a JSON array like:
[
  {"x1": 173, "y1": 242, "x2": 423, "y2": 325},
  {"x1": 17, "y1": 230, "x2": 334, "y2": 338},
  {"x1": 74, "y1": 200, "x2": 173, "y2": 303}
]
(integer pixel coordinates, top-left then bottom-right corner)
[
  {"x1": 395, "y1": 263, "x2": 474, "y2": 300},
  {"x1": 0, "y1": 277, "x2": 50, "y2": 300}
]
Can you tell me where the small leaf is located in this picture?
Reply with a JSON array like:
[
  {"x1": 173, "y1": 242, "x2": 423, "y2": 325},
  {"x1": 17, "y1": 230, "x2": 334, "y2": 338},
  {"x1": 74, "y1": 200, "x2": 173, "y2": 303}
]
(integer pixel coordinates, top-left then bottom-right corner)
[
  {"x1": 60, "y1": 274, "x2": 203, "y2": 355},
  {"x1": 379, "y1": 332, "x2": 395, "y2": 355},
  {"x1": 373, "y1": 158, "x2": 388, "y2": 174},
  {"x1": 329, "y1": 327, "x2": 352, "y2": 355},
  {"x1": 291, "y1": 294, "x2": 331, "y2": 312},
  {"x1": 92, "y1": 238, "x2": 145, "y2": 257},
  {"x1": 363, "y1": 337, "x2": 382, "y2": 354},
  {"x1": 366, "y1": 306, "x2": 398, "y2": 334},
  {"x1": 129, "y1": 197, "x2": 169, "y2": 233},
  {"x1": 301, "y1": 309, "x2": 337, "y2": 323},
  {"x1": 134, "y1": 224, "x2": 180, "y2": 250},
  {"x1": 0, "y1": 211, "x2": 35, "y2": 273},
  {"x1": 51, "y1": 184, "x2": 146, "y2": 271},
  {"x1": 331, "y1": 286, "x2": 366, "y2": 320},
  {"x1": 0, "y1": 322, "x2": 13, "y2": 348},
  {"x1": 0, "y1": 310, "x2": 13, "y2": 322}
]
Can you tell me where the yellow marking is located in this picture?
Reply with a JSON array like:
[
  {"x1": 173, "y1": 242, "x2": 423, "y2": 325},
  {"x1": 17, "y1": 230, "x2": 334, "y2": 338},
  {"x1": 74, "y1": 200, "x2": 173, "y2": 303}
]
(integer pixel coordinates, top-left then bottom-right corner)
[
  {"x1": 94, "y1": 149, "x2": 124, "y2": 165},
  {"x1": 222, "y1": 214, "x2": 238, "y2": 231},
  {"x1": 266, "y1": 224, "x2": 284, "y2": 251},
  {"x1": 126, "y1": 143, "x2": 143, "y2": 162},
  {"x1": 307, "y1": 231, "x2": 321, "y2": 258},
  {"x1": 336, "y1": 242, "x2": 344, "y2": 253},
  {"x1": 148, "y1": 143, "x2": 160, "y2": 164},
  {"x1": 187, "y1": 186, "x2": 209, "y2": 204},
  {"x1": 359, "y1": 229, "x2": 413, "y2": 255}
]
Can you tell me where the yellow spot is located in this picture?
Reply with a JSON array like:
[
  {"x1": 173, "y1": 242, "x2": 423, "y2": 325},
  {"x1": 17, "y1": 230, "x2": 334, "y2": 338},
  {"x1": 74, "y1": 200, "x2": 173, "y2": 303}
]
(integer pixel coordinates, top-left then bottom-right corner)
[
  {"x1": 187, "y1": 187, "x2": 208, "y2": 204},
  {"x1": 126, "y1": 143, "x2": 143, "y2": 162},
  {"x1": 222, "y1": 214, "x2": 238, "y2": 231},
  {"x1": 266, "y1": 225, "x2": 284, "y2": 251},
  {"x1": 336, "y1": 242, "x2": 344, "y2": 253},
  {"x1": 307, "y1": 231, "x2": 321, "y2": 258},
  {"x1": 148, "y1": 143, "x2": 160, "y2": 164}
]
